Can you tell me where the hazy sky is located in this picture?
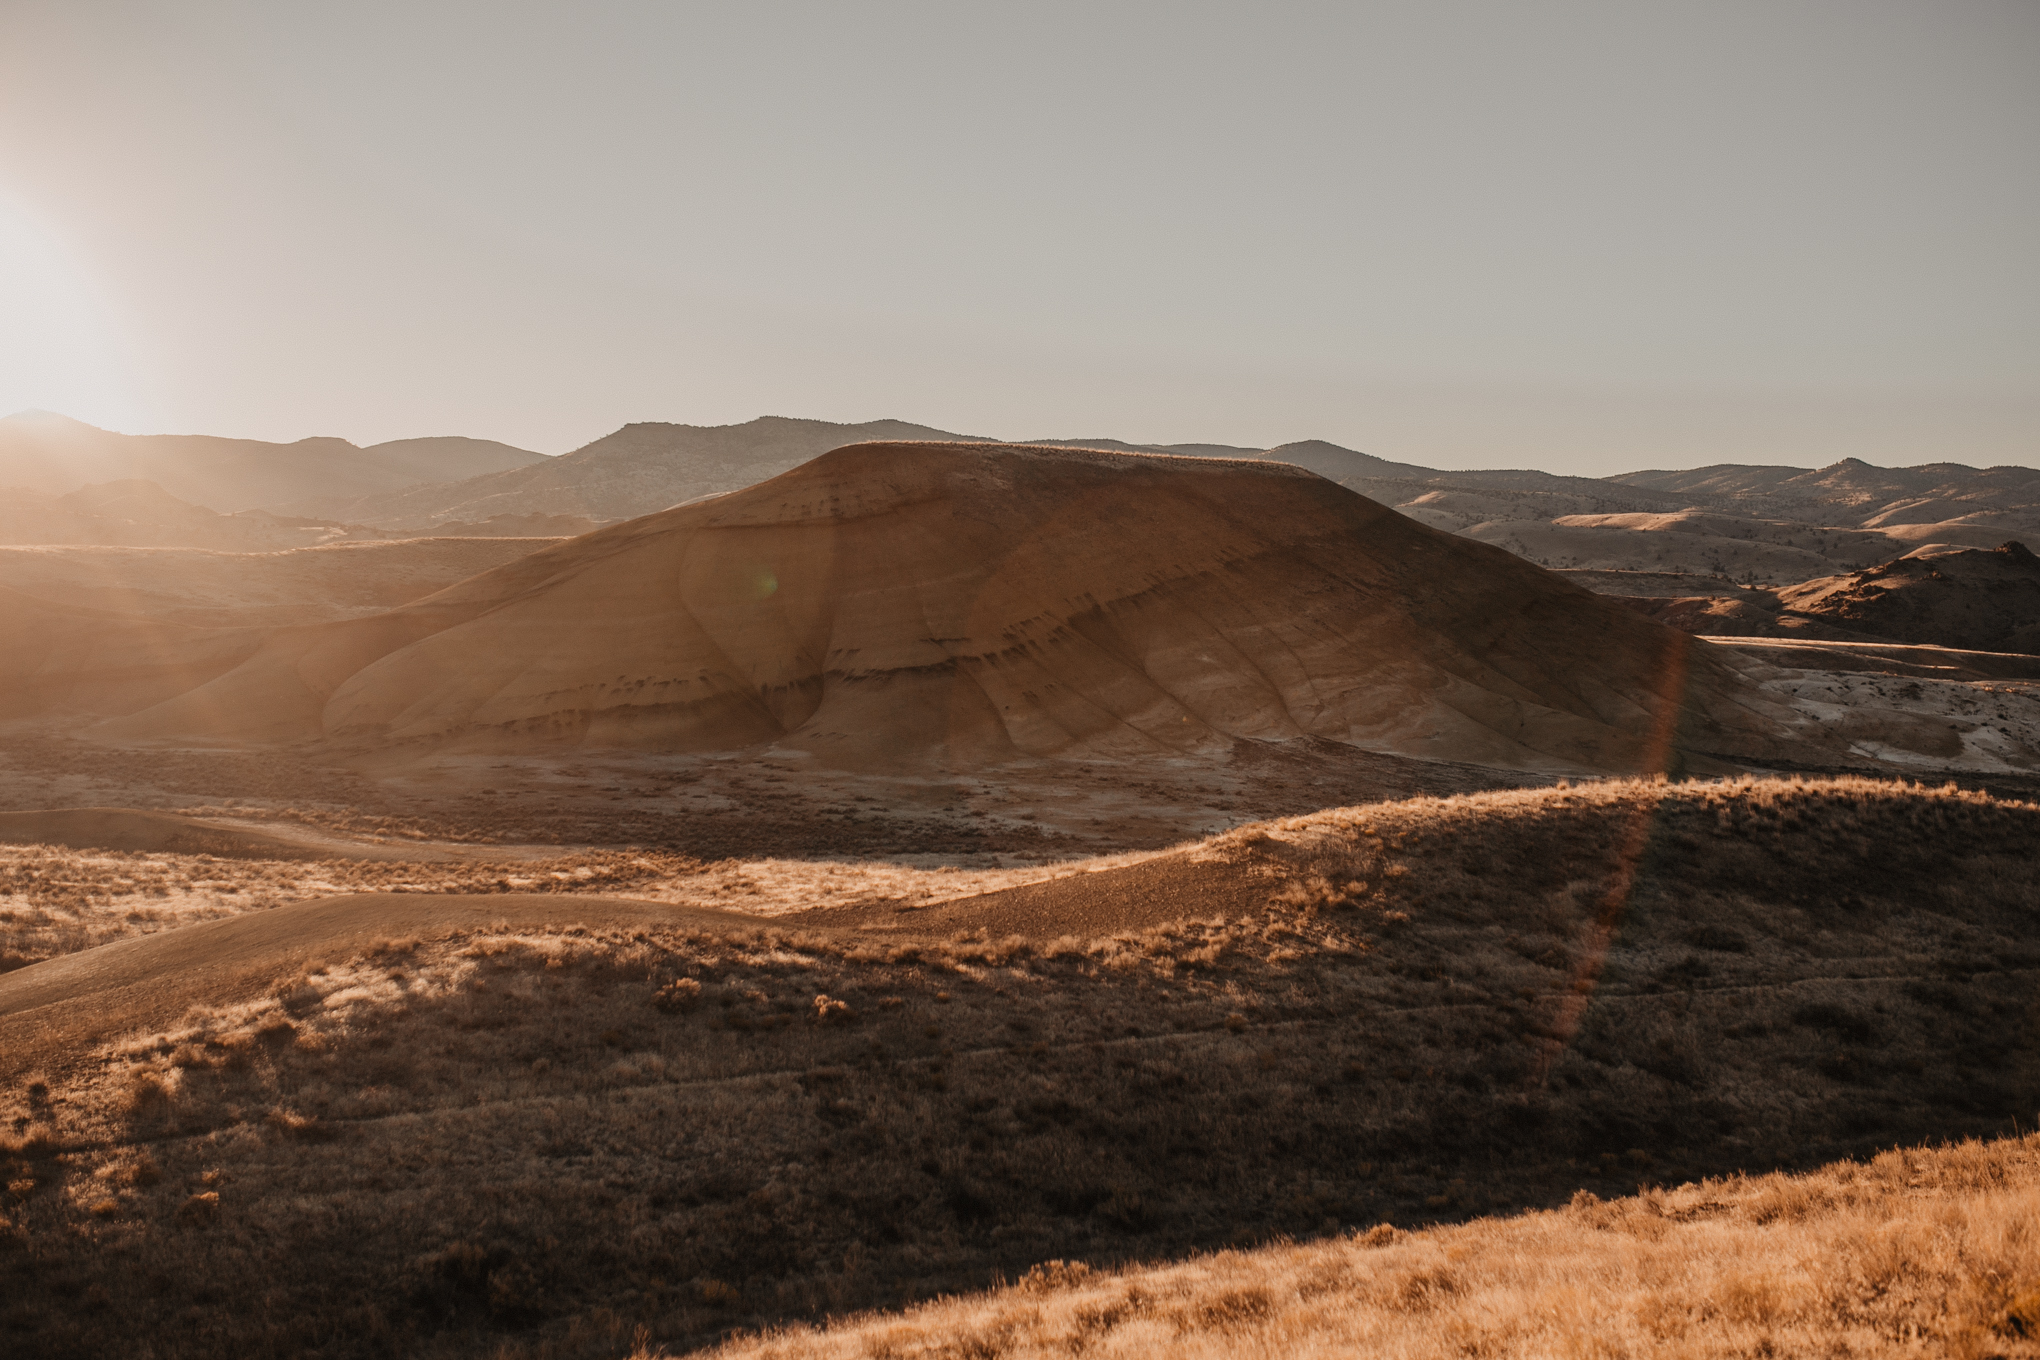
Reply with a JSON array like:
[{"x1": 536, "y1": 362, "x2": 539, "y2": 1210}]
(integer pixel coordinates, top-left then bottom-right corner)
[{"x1": 1, "y1": 1, "x2": 2035, "y2": 473}]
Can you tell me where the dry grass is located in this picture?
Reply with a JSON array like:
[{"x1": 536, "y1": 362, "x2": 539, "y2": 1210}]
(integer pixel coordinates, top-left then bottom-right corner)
[
  {"x1": 0, "y1": 839, "x2": 1170, "y2": 973},
  {"x1": 653, "y1": 846, "x2": 1170, "y2": 918},
  {"x1": 0, "y1": 845, "x2": 705, "y2": 971},
  {"x1": 1, "y1": 775, "x2": 2036, "y2": 1357},
  {"x1": 180, "y1": 803, "x2": 506, "y2": 844},
  {"x1": 710, "y1": 1133, "x2": 2040, "y2": 1359}
]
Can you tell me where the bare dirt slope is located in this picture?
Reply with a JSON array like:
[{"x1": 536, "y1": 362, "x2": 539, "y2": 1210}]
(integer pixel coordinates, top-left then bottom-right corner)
[
  {"x1": 1555, "y1": 569, "x2": 1751, "y2": 598},
  {"x1": 0, "y1": 587, "x2": 260, "y2": 722},
  {"x1": 1593, "y1": 542, "x2": 2040, "y2": 660},
  {"x1": 0, "y1": 480, "x2": 386, "y2": 552},
  {"x1": 1608, "y1": 593, "x2": 1878, "y2": 642},
  {"x1": 0, "y1": 536, "x2": 565, "y2": 626},
  {"x1": 1777, "y1": 541, "x2": 2040, "y2": 654},
  {"x1": 74, "y1": 442, "x2": 1799, "y2": 776},
  {"x1": 0, "y1": 809, "x2": 329, "y2": 860}
]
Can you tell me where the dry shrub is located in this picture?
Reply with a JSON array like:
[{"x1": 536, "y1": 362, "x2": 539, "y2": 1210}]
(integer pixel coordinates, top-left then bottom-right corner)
[{"x1": 1019, "y1": 1260, "x2": 1092, "y2": 1293}]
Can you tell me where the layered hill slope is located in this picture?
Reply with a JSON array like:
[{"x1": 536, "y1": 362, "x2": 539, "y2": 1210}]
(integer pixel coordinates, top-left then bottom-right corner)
[
  {"x1": 73, "y1": 442, "x2": 1799, "y2": 776},
  {"x1": 0, "y1": 411, "x2": 545, "y2": 512},
  {"x1": 0, "y1": 537, "x2": 566, "y2": 627},
  {"x1": 0, "y1": 588, "x2": 260, "y2": 722},
  {"x1": 284, "y1": 415, "x2": 980, "y2": 527}
]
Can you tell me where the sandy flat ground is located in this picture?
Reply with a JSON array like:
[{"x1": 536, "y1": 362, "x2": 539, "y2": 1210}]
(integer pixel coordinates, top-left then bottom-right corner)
[{"x1": 1753, "y1": 668, "x2": 2040, "y2": 772}]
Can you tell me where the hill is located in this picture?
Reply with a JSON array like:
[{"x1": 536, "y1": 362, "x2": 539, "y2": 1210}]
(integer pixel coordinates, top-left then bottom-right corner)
[
  {"x1": 1615, "y1": 456, "x2": 2040, "y2": 530},
  {"x1": 2, "y1": 776, "x2": 2036, "y2": 1356},
  {"x1": 0, "y1": 536, "x2": 568, "y2": 627},
  {"x1": 1457, "y1": 507, "x2": 1913, "y2": 580},
  {"x1": 18, "y1": 408, "x2": 2034, "y2": 591},
  {"x1": 1776, "y1": 541, "x2": 2040, "y2": 655},
  {"x1": 0, "y1": 478, "x2": 388, "y2": 551},
  {"x1": 281, "y1": 415, "x2": 982, "y2": 527},
  {"x1": 0, "y1": 411, "x2": 545, "y2": 513},
  {"x1": 707, "y1": 1133, "x2": 2040, "y2": 1359},
  {"x1": 1589, "y1": 541, "x2": 2040, "y2": 658},
  {"x1": 1037, "y1": 443, "x2": 2040, "y2": 586},
  {"x1": 1145, "y1": 445, "x2": 2040, "y2": 587},
  {"x1": 0, "y1": 477, "x2": 594, "y2": 557},
  {"x1": 63, "y1": 442, "x2": 1800, "y2": 775}
]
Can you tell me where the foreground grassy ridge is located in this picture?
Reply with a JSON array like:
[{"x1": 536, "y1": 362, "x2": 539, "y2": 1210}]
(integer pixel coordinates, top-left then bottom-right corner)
[
  {"x1": 712, "y1": 1133, "x2": 2040, "y2": 1360},
  {"x1": 1217, "y1": 775, "x2": 2040, "y2": 1166},
  {"x1": 0, "y1": 847, "x2": 705, "y2": 971},
  {"x1": 0, "y1": 840, "x2": 1167, "y2": 973},
  {"x1": 1, "y1": 776, "x2": 2036, "y2": 1357}
]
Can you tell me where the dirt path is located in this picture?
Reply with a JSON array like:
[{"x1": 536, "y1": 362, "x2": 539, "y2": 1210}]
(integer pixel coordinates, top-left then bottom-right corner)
[
  {"x1": 0, "y1": 806, "x2": 588, "y2": 864},
  {"x1": 781, "y1": 850, "x2": 1267, "y2": 938},
  {"x1": 0, "y1": 892, "x2": 760, "y2": 1082}
]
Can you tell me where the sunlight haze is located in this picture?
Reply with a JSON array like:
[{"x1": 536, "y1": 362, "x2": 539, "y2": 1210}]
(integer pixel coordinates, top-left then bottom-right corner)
[{"x1": 0, "y1": 0, "x2": 2034, "y2": 471}]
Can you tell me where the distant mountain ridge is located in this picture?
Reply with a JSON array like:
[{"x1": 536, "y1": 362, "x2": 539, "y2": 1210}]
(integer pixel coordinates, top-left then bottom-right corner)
[
  {"x1": 0, "y1": 411, "x2": 546, "y2": 513},
  {"x1": 0, "y1": 479, "x2": 367, "y2": 551},
  {"x1": 0, "y1": 478, "x2": 607, "y2": 553},
  {"x1": 11, "y1": 409, "x2": 2038, "y2": 589},
  {"x1": 1613, "y1": 458, "x2": 2040, "y2": 526},
  {"x1": 282, "y1": 416, "x2": 985, "y2": 526}
]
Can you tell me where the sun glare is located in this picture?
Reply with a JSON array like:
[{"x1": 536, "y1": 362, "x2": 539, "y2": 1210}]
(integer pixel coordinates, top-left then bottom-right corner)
[{"x1": 0, "y1": 187, "x2": 147, "y2": 430}]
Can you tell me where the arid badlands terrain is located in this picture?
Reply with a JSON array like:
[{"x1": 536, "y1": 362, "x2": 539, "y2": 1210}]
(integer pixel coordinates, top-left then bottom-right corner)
[{"x1": 3, "y1": 411, "x2": 2039, "y2": 1358}]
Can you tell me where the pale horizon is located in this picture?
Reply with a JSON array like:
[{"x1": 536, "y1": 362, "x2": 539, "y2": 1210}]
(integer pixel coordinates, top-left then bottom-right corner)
[
  {"x1": 7, "y1": 402, "x2": 2040, "y2": 478},
  {"x1": 2, "y1": 1, "x2": 2035, "y2": 474}
]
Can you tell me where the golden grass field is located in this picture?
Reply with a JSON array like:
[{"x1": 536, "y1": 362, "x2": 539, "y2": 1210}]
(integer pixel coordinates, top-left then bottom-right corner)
[
  {"x1": 705, "y1": 1134, "x2": 2040, "y2": 1359},
  {"x1": 0, "y1": 831, "x2": 1169, "y2": 974},
  {"x1": 3, "y1": 775, "x2": 2037, "y2": 1357}
]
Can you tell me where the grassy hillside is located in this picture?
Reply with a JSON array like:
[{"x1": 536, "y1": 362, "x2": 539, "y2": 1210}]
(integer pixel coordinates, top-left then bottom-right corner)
[
  {"x1": 2, "y1": 776, "x2": 2036, "y2": 1356},
  {"x1": 709, "y1": 1132, "x2": 2040, "y2": 1359}
]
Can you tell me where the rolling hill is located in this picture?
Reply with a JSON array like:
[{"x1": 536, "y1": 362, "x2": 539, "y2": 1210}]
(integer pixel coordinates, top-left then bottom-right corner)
[
  {"x1": 16, "y1": 408, "x2": 2035, "y2": 595},
  {"x1": 1588, "y1": 541, "x2": 2040, "y2": 657},
  {"x1": 1774, "y1": 541, "x2": 2040, "y2": 655},
  {"x1": 0, "y1": 478, "x2": 387, "y2": 551},
  {"x1": 0, "y1": 536, "x2": 570, "y2": 628},
  {"x1": 1088, "y1": 442, "x2": 2040, "y2": 587},
  {"x1": 0, "y1": 411, "x2": 546, "y2": 513},
  {"x1": 1615, "y1": 456, "x2": 2040, "y2": 529},
  {"x1": 279, "y1": 415, "x2": 982, "y2": 526},
  {"x1": 4, "y1": 777, "x2": 2036, "y2": 1356},
  {"x1": 48, "y1": 442, "x2": 1808, "y2": 776}
]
